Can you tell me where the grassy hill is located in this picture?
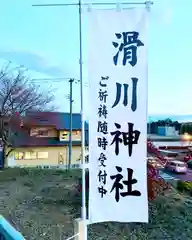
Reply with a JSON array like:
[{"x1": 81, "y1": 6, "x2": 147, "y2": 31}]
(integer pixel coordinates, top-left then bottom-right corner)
[{"x1": 0, "y1": 168, "x2": 191, "y2": 240}]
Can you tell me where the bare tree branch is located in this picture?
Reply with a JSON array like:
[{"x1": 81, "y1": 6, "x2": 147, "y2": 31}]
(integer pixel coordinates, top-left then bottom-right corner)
[
  {"x1": 6, "y1": 148, "x2": 14, "y2": 158},
  {"x1": 0, "y1": 63, "x2": 56, "y2": 154}
]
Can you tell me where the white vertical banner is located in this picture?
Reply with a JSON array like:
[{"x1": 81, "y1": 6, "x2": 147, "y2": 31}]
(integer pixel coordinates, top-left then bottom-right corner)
[{"x1": 88, "y1": 8, "x2": 149, "y2": 224}]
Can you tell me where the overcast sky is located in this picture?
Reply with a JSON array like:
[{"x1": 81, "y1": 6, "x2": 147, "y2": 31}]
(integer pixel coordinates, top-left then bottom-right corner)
[{"x1": 0, "y1": 0, "x2": 191, "y2": 118}]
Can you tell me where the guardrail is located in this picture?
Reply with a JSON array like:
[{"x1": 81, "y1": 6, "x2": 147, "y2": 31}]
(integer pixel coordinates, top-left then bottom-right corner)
[
  {"x1": 0, "y1": 215, "x2": 81, "y2": 240},
  {"x1": 0, "y1": 215, "x2": 25, "y2": 240}
]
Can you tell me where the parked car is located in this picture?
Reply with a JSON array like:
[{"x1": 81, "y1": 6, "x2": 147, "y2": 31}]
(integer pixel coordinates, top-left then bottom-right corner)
[{"x1": 165, "y1": 160, "x2": 188, "y2": 174}]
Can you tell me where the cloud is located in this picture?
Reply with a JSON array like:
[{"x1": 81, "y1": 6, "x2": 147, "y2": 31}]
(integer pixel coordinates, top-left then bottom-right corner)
[{"x1": 0, "y1": 50, "x2": 67, "y2": 77}]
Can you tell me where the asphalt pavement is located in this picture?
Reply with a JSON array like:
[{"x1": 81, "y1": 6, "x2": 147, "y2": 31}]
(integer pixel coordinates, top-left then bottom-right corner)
[{"x1": 160, "y1": 168, "x2": 192, "y2": 182}]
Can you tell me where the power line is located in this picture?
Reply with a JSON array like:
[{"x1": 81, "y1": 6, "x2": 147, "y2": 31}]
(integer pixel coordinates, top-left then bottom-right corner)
[
  {"x1": 30, "y1": 77, "x2": 88, "y2": 87},
  {"x1": 30, "y1": 81, "x2": 88, "y2": 87},
  {"x1": 31, "y1": 77, "x2": 79, "y2": 81}
]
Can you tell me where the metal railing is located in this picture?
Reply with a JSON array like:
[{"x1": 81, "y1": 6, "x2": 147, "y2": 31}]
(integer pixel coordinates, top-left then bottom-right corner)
[
  {"x1": 0, "y1": 215, "x2": 81, "y2": 240},
  {"x1": 0, "y1": 215, "x2": 25, "y2": 240},
  {"x1": 66, "y1": 233, "x2": 79, "y2": 240}
]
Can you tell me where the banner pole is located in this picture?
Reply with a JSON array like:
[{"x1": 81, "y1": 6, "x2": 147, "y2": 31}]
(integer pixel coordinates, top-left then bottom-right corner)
[
  {"x1": 79, "y1": 0, "x2": 87, "y2": 240},
  {"x1": 32, "y1": 2, "x2": 153, "y2": 238},
  {"x1": 33, "y1": 1, "x2": 153, "y2": 7}
]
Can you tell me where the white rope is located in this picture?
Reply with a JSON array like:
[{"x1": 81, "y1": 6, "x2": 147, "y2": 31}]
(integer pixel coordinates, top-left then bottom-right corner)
[{"x1": 65, "y1": 233, "x2": 79, "y2": 240}]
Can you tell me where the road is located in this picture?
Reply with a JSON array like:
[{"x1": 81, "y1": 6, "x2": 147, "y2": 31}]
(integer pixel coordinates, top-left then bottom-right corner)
[
  {"x1": 148, "y1": 156, "x2": 192, "y2": 182},
  {"x1": 160, "y1": 168, "x2": 192, "y2": 182},
  {"x1": 149, "y1": 155, "x2": 192, "y2": 182}
]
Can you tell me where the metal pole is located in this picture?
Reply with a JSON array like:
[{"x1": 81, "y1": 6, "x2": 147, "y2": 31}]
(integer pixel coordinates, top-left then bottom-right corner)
[
  {"x1": 78, "y1": 0, "x2": 87, "y2": 239},
  {"x1": 32, "y1": 3, "x2": 153, "y2": 239},
  {"x1": 68, "y1": 78, "x2": 74, "y2": 170},
  {"x1": 33, "y1": 1, "x2": 153, "y2": 7}
]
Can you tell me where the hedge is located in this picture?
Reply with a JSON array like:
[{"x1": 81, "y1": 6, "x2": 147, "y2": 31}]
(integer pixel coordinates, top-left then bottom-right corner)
[{"x1": 177, "y1": 180, "x2": 192, "y2": 196}]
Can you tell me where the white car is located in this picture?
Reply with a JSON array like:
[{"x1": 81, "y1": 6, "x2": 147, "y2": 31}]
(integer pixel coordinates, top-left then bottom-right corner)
[{"x1": 165, "y1": 160, "x2": 188, "y2": 174}]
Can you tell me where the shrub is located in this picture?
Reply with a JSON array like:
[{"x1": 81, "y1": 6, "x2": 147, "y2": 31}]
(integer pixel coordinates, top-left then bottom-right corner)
[{"x1": 177, "y1": 180, "x2": 192, "y2": 196}]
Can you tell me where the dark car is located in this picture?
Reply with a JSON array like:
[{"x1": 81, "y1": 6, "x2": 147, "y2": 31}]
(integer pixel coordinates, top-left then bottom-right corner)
[{"x1": 187, "y1": 160, "x2": 192, "y2": 169}]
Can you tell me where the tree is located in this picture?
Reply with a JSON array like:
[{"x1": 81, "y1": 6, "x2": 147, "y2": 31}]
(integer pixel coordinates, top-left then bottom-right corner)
[
  {"x1": 189, "y1": 124, "x2": 192, "y2": 135},
  {"x1": 180, "y1": 123, "x2": 192, "y2": 135},
  {"x1": 164, "y1": 118, "x2": 172, "y2": 124},
  {"x1": 180, "y1": 124, "x2": 185, "y2": 134},
  {"x1": 0, "y1": 64, "x2": 55, "y2": 158},
  {"x1": 150, "y1": 121, "x2": 158, "y2": 134},
  {"x1": 173, "y1": 121, "x2": 180, "y2": 131}
]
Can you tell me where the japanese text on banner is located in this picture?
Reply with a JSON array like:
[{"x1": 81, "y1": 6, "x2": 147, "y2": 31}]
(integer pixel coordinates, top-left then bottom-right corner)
[{"x1": 88, "y1": 9, "x2": 149, "y2": 224}]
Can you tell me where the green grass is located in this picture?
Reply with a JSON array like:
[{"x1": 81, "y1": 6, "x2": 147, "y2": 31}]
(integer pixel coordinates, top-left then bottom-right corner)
[{"x1": 0, "y1": 168, "x2": 191, "y2": 240}]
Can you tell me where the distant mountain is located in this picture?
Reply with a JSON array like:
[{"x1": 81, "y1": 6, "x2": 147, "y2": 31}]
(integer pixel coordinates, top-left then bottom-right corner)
[{"x1": 148, "y1": 114, "x2": 192, "y2": 123}]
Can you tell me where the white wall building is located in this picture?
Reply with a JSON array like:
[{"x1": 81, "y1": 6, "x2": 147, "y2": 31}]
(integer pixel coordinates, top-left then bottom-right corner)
[{"x1": 158, "y1": 126, "x2": 179, "y2": 137}]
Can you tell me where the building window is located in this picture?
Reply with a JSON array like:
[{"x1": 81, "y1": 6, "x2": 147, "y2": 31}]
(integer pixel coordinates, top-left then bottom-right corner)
[
  {"x1": 60, "y1": 132, "x2": 68, "y2": 140},
  {"x1": 38, "y1": 130, "x2": 49, "y2": 136},
  {"x1": 37, "y1": 152, "x2": 48, "y2": 159},
  {"x1": 30, "y1": 129, "x2": 38, "y2": 136},
  {"x1": 31, "y1": 129, "x2": 49, "y2": 137},
  {"x1": 15, "y1": 152, "x2": 24, "y2": 160},
  {"x1": 25, "y1": 152, "x2": 37, "y2": 159}
]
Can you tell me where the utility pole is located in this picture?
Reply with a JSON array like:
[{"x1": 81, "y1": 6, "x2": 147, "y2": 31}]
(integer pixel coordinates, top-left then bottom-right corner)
[
  {"x1": 68, "y1": 78, "x2": 74, "y2": 170},
  {"x1": 31, "y1": 76, "x2": 80, "y2": 170}
]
